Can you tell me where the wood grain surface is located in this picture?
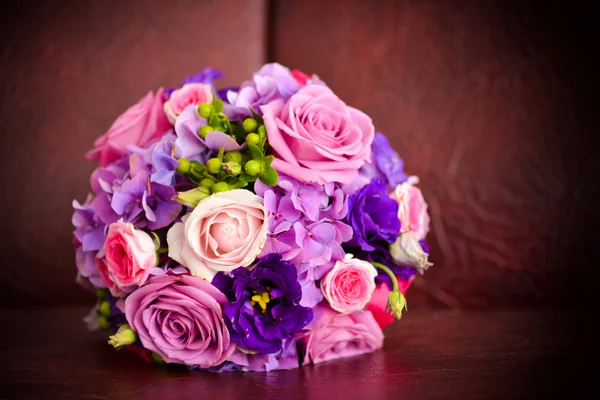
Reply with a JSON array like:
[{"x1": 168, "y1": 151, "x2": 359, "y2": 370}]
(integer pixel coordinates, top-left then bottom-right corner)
[{"x1": 0, "y1": 306, "x2": 580, "y2": 399}]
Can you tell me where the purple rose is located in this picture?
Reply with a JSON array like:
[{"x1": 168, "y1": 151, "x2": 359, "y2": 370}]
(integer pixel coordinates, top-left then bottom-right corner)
[
  {"x1": 212, "y1": 253, "x2": 313, "y2": 354},
  {"x1": 345, "y1": 178, "x2": 401, "y2": 252},
  {"x1": 125, "y1": 274, "x2": 235, "y2": 368}
]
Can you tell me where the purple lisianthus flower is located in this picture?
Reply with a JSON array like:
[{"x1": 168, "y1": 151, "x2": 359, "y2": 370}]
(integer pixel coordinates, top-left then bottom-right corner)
[
  {"x1": 110, "y1": 169, "x2": 182, "y2": 230},
  {"x1": 345, "y1": 178, "x2": 401, "y2": 252},
  {"x1": 165, "y1": 67, "x2": 224, "y2": 97},
  {"x1": 72, "y1": 195, "x2": 107, "y2": 288},
  {"x1": 212, "y1": 253, "x2": 313, "y2": 354},
  {"x1": 348, "y1": 133, "x2": 409, "y2": 193},
  {"x1": 226, "y1": 63, "x2": 303, "y2": 116}
]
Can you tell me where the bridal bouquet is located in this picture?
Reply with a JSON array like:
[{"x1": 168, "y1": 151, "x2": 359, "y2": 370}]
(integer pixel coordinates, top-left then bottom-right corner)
[{"x1": 72, "y1": 64, "x2": 432, "y2": 371}]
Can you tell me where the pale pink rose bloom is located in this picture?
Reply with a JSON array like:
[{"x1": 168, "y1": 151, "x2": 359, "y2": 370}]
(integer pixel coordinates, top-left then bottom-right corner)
[
  {"x1": 164, "y1": 83, "x2": 213, "y2": 124},
  {"x1": 166, "y1": 189, "x2": 268, "y2": 280},
  {"x1": 321, "y1": 255, "x2": 378, "y2": 314},
  {"x1": 261, "y1": 85, "x2": 375, "y2": 184},
  {"x1": 300, "y1": 305, "x2": 384, "y2": 365},
  {"x1": 390, "y1": 176, "x2": 430, "y2": 241},
  {"x1": 99, "y1": 220, "x2": 157, "y2": 296},
  {"x1": 86, "y1": 89, "x2": 171, "y2": 167}
]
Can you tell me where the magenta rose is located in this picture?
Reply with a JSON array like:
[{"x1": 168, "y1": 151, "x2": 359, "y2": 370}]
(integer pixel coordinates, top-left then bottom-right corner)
[
  {"x1": 125, "y1": 274, "x2": 235, "y2": 368},
  {"x1": 86, "y1": 89, "x2": 171, "y2": 167},
  {"x1": 99, "y1": 220, "x2": 157, "y2": 296},
  {"x1": 261, "y1": 85, "x2": 375, "y2": 184},
  {"x1": 299, "y1": 305, "x2": 384, "y2": 365}
]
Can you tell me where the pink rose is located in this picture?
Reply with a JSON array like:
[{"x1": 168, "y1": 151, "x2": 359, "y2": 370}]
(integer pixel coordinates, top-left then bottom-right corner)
[
  {"x1": 321, "y1": 255, "x2": 378, "y2": 314},
  {"x1": 164, "y1": 83, "x2": 213, "y2": 124},
  {"x1": 86, "y1": 89, "x2": 171, "y2": 167},
  {"x1": 166, "y1": 189, "x2": 268, "y2": 280},
  {"x1": 300, "y1": 305, "x2": 384, "y2": 365},
  {"x1": 366, "y1": 279, "x2": 412, "y2": 330},
  {"x1": 261, "y1": 85, "x2": 375, "y2": 184},
  {"x1": 390, "y1": 176, "x2": 430, "y2": 240},
  {"x1": 125, "y1": 274, "x2": 235, "y2": 367},
  {"x1": 99, "y1": 220, "x2": 156, "y2": 296}
]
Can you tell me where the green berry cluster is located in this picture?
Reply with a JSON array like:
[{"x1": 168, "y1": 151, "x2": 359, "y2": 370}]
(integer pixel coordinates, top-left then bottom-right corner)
[{"x1": 173, "y1": 103, "x2": 278, "y2": 207}]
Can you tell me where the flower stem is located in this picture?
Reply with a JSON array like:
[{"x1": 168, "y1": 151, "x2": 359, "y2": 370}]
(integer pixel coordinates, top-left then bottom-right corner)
[
  {"x1": 156, "y1": 248, "x2": 169, "y2": 255},
  {"x1": 371, "y1": 262, "x2": 399, "y2": 292}
]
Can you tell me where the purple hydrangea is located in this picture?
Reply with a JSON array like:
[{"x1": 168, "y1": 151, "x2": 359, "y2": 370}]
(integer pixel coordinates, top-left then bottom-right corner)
[
  {"x1": 72, "y1": 196, "x2": 107, "y2": 288},
  {"x1": 255, "y1": 174, "x2": 352, "y2": 306},
  {"x1": 348, "y1": 133, "x2": 409, "y2": 193},
  {"x1": 226, "y1": 63, "x2": 302, "y2": 116},
  {"x1": 165, "y1": 67, "x2": 224, "y2": 97},
  {"x1": 212, "y1": 254, "x2": 313, "y2": 354},
  {"x1": 89, "y1": 151, "x2": 183, "y2": 230},
  {"x1": 344, "y1": 178, "x2": 400, "y2": 252}
]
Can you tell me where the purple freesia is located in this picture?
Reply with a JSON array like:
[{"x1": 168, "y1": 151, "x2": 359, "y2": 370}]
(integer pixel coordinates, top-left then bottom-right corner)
[
  {"x1": 212, "y1": 254, "x2": 312, "y2": 355},
  {"x1": 165, "y1": 67, "x2": 224, "y2": 97},
  {"x1": 345, "y1": 178, "x2": 400, "y2": 252}
]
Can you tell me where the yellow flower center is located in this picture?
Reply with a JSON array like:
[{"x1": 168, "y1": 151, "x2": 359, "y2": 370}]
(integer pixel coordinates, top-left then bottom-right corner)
[{"x1": 250, "y1": 288, "x2": 272, "y2": 313}]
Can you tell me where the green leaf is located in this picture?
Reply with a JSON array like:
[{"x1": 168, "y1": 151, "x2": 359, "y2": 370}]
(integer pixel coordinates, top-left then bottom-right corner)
[
  {"x1": 258, "y1": 166, "x2": 278, "y2": 186},
  {"x1": 218, "y1": 147, "x2": 225, "y2": 159},
  {"x1": 229, "y1": 181, "x2": 249, "y2": 190},
  {"x1": 249, "y1": 107, "x2": 264, "y2": 125},
  {"x1": 248, "y1": 144, "x2": 263, "y2": 160},
  {"x1": 209, "y1": 114, "x2": 221, "y2": 127},
  {"x1": 239, "y1": 172, "x2": 257, "y2": 183},
  {"x1": 262, "y1": 155, "x2": 275, "y2": 167},
  {"x1": 233, "y1": 122, "x2": 246, "y2": 143},
  {"x1": 212, "y1": 97, "x2": 224, "y2": 113}
]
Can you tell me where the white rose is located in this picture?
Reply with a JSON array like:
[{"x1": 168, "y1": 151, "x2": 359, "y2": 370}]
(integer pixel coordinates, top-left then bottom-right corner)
[{"x1": 166, "y1": 189, "x2": 268, "y2": 280}]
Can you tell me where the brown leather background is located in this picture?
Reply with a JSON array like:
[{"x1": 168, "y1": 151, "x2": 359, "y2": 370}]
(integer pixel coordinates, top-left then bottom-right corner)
[{"x1": 0, "y1": 0, "x2": 596, "y2": 308}]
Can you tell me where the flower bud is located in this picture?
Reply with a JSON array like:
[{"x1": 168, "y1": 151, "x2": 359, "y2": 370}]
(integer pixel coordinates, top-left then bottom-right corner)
[
  {"x1": 97, "y1": 315, "x2": 111, "y2": 330},
  {"x1": 225, "y1": 151, "x2": 243, "y2": 164},
  {"x1": 207, "y1": 158, "x2": 222, "y2": 174},
  {"x1": 175, "y1": 158, "x2": 191, "y2": 174},
  {"x1": 212, "y1": 182, "x2": 229, "y2": 193},
  {"x1": 199, "y1": 178, "x2": 216, "y2": 189},
  {"x1": 198, "y1": 125, "x2": 214, "y2": 139},
  {"x1": 243, "y1": 118, "x2": 258, "y2": 133},
  {"x1": 96, "y1": 288, "x2": 107, "y2": 301},
  {"x1": 108, "y1": 324, "x2": 138, "y2": 349},
  {"x1": 223, "y1": 161, "x2": 242, "y2": 175},
  {"x1": 98, "y1": 300, "x2": 112, "y2": 317},
  {"x1": 198, "y1": 103, "x2": 213, "y2": 118},
  {"x1": 245, "y1": 133, "x2": 260, "y2": 146},
  {"x1": 152, "y1": 352, "x2": 166, "y2": 364},
  {"x1": 390, "y1": 233, "x2": 433, "y2": 273},
  {"x1": 387, "y1": 291, "x2": 407, "y2": 320},
  {"x1": 245, "y1": 160, "x2": 261, "y2": 176},
  {"x1": 174, "y1": 187, "x2": 211, "y2": 207}
]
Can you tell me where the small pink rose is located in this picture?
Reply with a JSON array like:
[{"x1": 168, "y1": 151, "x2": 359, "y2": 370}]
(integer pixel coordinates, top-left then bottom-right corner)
[
  {"x1": 164, "y1": 83, "x2": 213, "y2": 124},
  {"x1": 300, "y1": 305, "x2": 384, "y2": 365},
  {"x1": 321, "y1": 255, "x2": 378, "y2": 314},
  {"x1": 390, "y1": 176, "x2": 430, "y2": 240},
  {"x1": 86, "y1": 89, "x2": 171, "y2": 167},
  {"x1": 166, "y1": 189, "x2": 268, "y2": 280},
  {"x1": 100, "y1": 220, "x2": 156, "y2": 296},
  {"x1": 261, "y1": 85, "x2": 375, "y2": 184}
]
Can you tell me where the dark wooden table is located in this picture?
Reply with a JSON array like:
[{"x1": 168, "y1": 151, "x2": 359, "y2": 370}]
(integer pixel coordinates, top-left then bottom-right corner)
[{"x1": 0, "y1": 307, "x2": 579, "y2": 399}]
